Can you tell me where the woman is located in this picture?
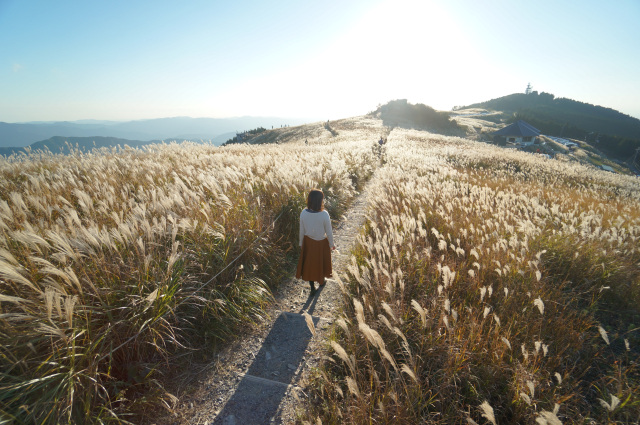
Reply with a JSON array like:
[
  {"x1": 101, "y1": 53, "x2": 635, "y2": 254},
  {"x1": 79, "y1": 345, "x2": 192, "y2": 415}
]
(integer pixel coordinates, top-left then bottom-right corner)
[{"x1": 296, "y1": 189, "x2": 336, "y2": 295}]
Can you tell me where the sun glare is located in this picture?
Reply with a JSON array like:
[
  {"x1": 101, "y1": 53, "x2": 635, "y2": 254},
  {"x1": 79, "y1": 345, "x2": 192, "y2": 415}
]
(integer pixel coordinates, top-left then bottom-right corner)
[{"x1": 208, "y1": 0, "x2": 518, "y2": 119}]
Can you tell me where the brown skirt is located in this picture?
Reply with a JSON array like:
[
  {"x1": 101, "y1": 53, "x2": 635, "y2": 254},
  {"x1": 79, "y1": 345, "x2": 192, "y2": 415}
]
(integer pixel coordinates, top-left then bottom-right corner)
[{"x1": 296, "y1": 236, "x2": 332, "y2": 282}]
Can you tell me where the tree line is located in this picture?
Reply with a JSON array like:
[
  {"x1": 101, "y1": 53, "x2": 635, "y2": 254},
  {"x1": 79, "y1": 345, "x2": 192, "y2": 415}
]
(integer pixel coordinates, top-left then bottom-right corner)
[{"x1": 373, "y1": 99, "x2": 461, "y2": 134}]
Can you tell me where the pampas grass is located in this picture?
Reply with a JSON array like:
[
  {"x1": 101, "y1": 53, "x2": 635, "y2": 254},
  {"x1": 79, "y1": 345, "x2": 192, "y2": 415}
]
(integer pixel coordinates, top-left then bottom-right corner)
[
  {"x1": 0, "y1": 125, "x2": 382, "y2": 424},
  {"x1": 304, "y1": 127, "x2": 640, "y2": 424}
]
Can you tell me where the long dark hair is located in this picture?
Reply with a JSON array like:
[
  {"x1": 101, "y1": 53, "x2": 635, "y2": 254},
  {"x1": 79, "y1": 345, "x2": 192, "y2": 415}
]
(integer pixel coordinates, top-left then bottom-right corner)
[{"x1": 306, "y1": 189, "x2": 324, "y2": 212}]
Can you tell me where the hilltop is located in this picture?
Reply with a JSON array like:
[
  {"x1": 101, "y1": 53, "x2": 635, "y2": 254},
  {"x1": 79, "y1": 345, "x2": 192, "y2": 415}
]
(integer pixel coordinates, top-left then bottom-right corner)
[
  {"x1": 457, "y1": 92, "x2": 640, "y2": 161},
  {"x1": 218, "y1": 98, "x2": 638, "y2": 174}
]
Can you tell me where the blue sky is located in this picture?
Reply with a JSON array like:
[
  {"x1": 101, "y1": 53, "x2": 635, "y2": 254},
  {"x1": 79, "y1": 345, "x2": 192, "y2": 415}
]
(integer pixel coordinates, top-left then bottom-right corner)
[{"x1": 1, "y1": 0, "x2": 639, "y2": 122}]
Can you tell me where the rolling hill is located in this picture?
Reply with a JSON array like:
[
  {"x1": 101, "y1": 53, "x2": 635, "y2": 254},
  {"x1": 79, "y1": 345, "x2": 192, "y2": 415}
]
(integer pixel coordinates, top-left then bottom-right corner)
[
  {"x1": 459, "y1": 92, "x2": 640, "y2": 160},
  {"x1": 0, "y1": 136, "x2": 156, "y2": 156}
]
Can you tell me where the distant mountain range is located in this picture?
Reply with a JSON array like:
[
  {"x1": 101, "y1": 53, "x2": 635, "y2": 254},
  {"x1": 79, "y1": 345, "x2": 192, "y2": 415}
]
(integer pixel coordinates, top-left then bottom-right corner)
[
  {"x1": 0, "y1": 136, "x2": 170, "y2": 156},
  {"x1": 460, "y1": 92, "x2": 640, "y2": 160},
  {"x1": 0, "y1": 116, "x2": 308, "y2": 150},
  {"x1": 5, "y1": 95, "x2": 640, "y2": 162}
]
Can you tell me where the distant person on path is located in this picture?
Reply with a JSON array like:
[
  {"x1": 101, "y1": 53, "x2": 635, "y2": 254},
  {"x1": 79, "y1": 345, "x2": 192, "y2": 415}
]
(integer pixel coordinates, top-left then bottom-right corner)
[{"x1": 296, "y1": 189, "x2": 335, "y2": 296}]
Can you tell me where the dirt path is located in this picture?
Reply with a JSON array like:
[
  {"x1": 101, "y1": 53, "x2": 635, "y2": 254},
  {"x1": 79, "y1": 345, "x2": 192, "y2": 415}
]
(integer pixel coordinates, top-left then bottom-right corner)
[{"x1": 161, "y1": 169, "x2": 379, "y2": 425}]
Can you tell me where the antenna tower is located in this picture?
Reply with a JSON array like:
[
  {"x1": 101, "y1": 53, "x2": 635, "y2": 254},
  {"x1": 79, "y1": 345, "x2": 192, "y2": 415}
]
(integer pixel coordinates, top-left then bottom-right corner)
[{"x1": 525, "y1": 83, "x2": 532, "y2": 95}]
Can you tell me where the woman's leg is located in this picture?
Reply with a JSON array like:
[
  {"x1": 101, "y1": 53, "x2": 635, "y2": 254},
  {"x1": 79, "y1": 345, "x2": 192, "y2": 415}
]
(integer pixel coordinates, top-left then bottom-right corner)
[{"x1": 309, "y1": 280, "x2": 316, "y2": 295}]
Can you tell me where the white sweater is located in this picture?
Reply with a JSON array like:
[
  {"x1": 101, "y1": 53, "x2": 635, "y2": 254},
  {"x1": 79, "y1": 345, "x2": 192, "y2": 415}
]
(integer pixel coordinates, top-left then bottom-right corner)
[{"x1": 299, "y1": 209, "x2": 334, "y2": 248}]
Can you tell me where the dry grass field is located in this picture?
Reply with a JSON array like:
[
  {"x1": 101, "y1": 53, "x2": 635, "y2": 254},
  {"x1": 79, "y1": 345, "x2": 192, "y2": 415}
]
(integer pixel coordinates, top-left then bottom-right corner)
[
  {"x1": 1, "y1": 116, "x2": 639, "y2": 424},
  {"x1": 303, "y1": 128, "x2": 640, "y2": 424},
  {"x1": 0, "y1": 118, "x2": 382, "y2": 424}
]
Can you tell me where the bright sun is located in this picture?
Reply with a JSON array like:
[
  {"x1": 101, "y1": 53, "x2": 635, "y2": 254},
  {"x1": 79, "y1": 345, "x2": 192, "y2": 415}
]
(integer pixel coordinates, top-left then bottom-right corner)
[{"x1": 211, "y1": 0, "x2": 512, "y2": 119}]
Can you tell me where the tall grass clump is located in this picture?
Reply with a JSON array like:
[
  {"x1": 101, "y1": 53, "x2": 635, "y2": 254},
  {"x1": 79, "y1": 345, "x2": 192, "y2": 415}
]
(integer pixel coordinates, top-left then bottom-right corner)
[
  {"x1": 304, "y1": 129, "x2": 640, "y2": 424},
  {"x1": 0, "y1": 123, "x2": 381, "y2": 424}
]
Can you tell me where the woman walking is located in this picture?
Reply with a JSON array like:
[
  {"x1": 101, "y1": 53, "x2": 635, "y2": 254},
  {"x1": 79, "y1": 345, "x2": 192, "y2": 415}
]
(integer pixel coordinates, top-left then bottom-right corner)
[{"x1": 296, "y1": 189, "x2": 335, "y2": 295}]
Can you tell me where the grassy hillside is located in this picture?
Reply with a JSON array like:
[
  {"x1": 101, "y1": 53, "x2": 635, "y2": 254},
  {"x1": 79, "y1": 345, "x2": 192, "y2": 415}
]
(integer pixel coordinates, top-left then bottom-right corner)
[
  {"x1": 222, "y1": 119, "x2": 350, "y2": 146},
  {"x1": 461, "y1": 92, "x2": 640, "y2": 161},
  {"x1": 1, "y1": 116, "x2": 638, "y2": 424},
  {"x1": 0, "y1": 118, "x2": 382, "y2": 424},
  {"x1": 302, "y1": 129, "x2": 640, "y2": 424}
]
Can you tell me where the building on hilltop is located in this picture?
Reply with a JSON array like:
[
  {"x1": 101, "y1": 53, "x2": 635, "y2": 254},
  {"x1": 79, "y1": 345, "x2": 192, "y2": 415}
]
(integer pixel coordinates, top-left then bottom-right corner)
[{"x1": 492, "y1": 120, "x2": 540, "y2": 146}]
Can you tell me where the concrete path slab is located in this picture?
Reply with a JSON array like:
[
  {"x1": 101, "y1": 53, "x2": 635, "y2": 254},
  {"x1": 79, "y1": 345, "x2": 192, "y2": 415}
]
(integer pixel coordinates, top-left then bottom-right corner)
[{"x1": 212, "y1": 312, "x2": 322, "y2": 424}]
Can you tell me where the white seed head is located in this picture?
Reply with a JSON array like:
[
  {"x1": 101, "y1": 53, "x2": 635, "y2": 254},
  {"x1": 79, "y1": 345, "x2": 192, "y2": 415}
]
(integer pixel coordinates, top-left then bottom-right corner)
[
  {"x1": 479, "y1": 401, "x2": 496, "y2": 425},
  {"x1": 598, "y1": 326, "x2": 610, "y2": 345},
  {"x1": 501, "y1": 337, "x2": 511, "y2": 350},
  {"x1": 554, "y1": 372, "x2": 562, "y2": 385}
]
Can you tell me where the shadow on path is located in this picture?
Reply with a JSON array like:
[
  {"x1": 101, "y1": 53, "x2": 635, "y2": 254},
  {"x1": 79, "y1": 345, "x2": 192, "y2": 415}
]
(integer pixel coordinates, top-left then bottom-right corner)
[
  {"x1": 297, "y1": 285, "x2": 325, "y2": 315},
  {"x1": 213, "y1": 308, "x2": 320, "y2": 424}
]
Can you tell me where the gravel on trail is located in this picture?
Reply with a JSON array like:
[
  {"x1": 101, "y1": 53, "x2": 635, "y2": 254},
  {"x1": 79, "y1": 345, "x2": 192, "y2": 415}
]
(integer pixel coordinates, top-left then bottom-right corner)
[{"x1": 154, "y1": 171, "x2": 377, "y2": 425}]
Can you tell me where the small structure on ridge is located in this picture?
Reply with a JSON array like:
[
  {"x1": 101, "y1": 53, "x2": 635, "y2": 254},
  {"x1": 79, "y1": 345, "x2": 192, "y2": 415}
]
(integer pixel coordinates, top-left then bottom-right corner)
[{"x1": 492, "y1": 120, "x2": 540, "y2": 146}]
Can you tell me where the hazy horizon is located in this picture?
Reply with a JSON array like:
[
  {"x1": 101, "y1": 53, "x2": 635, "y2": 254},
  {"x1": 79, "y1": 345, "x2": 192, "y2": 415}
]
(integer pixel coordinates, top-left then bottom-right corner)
[
  {"x1": 5, "y1": 115, "x2": 317, "y2": 125},
  {"x1": 2, "y1": 0, "x2": 639, "y2": 122}
]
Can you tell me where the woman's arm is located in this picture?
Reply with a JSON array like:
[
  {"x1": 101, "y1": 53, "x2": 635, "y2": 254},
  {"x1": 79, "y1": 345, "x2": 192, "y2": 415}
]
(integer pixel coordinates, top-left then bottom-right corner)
[
  {"x1": 323, "y1": 211, "x2": 335, "y2": 248},
  {"x1": 299, "y1": 211, "x2": 305, "y2": 247}
]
